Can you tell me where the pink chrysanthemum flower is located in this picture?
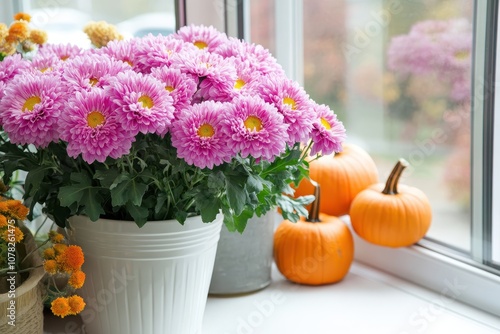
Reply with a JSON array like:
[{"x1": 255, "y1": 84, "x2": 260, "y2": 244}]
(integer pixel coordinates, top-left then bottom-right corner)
[
  {"x1": 257, "y1": 76, "x2": 315, "y2": 144},
  {"x1": 134, "y1": 34, "x2": 198, "y2": 73},
  {"x1": 172, "y1": 49, "x2": 236, "y2": 102},
  {"x1": 450, "y1": 76, "x2": 471, "y2": 102},
  {"x1": 149, "y1": 66, "x2": 197, "y2": 112},
  {"x1": 223, "y1": 96, "x2": 288, "y2": 161},
  {"x1": 0, "y1": 53, "x2": 30, "y2": 82},
  {"x1": 36, "y1": 43, "x2": 82, "y2": 61},
  {"x1": 309, "y1": 103, "x2": 346, "y2": 156},
  {"x1": 106, "y1": 71, "x2": 175, "y2": 136},
  {"x1": 173, "y1": 24, "x2": 227, "y2": 52},
  {"x1": 171, "y1": 101, "x2": 232, "y2": 169},
  {"x1": 61, "y1": 52, "x2": 130, "y2": 93},
  {"x1": 28, "y1": 53, "x2": 64, "y2": 73},
  {"x1": 0, "y1": 71, "x2": 64, "y2": 147},
  {"x1": 214, "y1": 37, "x2": 285, "y2": 77},
  {"x1": 439, "y1": 33, "x2": 472, "y2": 76},
  {"x1": 60, "y1": 89, "x2": 135, "y2": 163},
  {"x1": 230, "y1": 59, "x2": 262, "y2": 98},
  {"x1": 98, "y1": 39, "x2": 141, "y2": 71}
]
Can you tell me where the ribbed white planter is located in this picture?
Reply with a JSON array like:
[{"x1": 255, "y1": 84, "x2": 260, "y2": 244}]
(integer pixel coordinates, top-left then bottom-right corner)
[{"x1": 66, "y1": 215, "x2": 223, "y2": 334}]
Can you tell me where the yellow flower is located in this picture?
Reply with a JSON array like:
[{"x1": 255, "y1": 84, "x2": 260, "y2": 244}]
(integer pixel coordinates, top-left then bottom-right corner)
[
  {"x1": 43, "y1": 259, "x2": 58, "y2": 275},
  {"x1": 5, "y1": 199, "x2": 29, "y2": 220},
  {"x1": 0, "y1": 40, "x2": 16, "y2": 56},
  {"x1": 6, "y1": 21, "x2": 30, "y2": 43},
  {"x1": 67, "y1": 295, "x2": 86, "y2": 315},
  {"x1": 43, "y1": 247, "x2": 56, "y2": 260},
  {"x1": 29, "y1": 29, "x2": 48, "y2": 45},
  {"x1": 68, "y1": 270, "x2": 86, "y2": 289},
  {"x1": 53, "y1": 243, "x2": 68, "y2": 255},
  {"x1": 2, "y1": 226, "x2": 24, "y2": 243},
  {"x1": 83, "y1": 21, "x2": 123, "y2": 48},
  {"x1": 51, "y1": 297, "x2": 71, "y2": 318},
  {"x1": 48, "y1": 231, "x2": 65, "y2": 243},
  {"x1": 0, "y1": 23, "x2": 8, "y2": 41},
  {"x1": 13, "y1": 12, "x2": 31, "y2": 22}
]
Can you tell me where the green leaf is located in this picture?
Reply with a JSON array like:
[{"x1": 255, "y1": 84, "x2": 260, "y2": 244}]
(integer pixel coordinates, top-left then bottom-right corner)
[
  {"x1": 175, "y1": 211, "x2": 188, "y2": 225},
  {"x1": 24, "y1": 166, "x2": 51, "y2": 197},
  {"x1": 233, "y1": 208, "x2": 254, "y2": 233},
  {"x1": 58, "y1": 172, "x2": 104, "y2": 220},
  {"x1": 196, "y1": 191, "x2": 221, "y2": 223},
  {"x1": 246, "y1": 174, "x2": 264, "y2": 193},
  {"x1": 110, "y1": 173, "x2": 148, "y2": 207},
  {"x1": 94, "y1": 168, "x2": 121, "y2": 188},
  {"x1": 126, "y1": 202, "x2": 149, "y2": 228}
]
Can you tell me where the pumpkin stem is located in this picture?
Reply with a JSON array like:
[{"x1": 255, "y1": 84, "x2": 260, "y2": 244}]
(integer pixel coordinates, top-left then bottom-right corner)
[
  {"x1": 382, "y1": 159, "x2": 409, "y2": 195},
  {"x1": 307, "y1": 179, "x2": 321, "y2": 223}
]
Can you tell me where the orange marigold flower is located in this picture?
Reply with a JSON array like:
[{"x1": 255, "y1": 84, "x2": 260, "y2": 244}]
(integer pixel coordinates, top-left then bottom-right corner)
[
  {"x1": 67, "y1": 295, "x2": 86, "y2": 315},
  {"x1": 29, "y1": 28, "x2": 48, "y2": 45},
  {"x1": 43, "y1": 259, "x2": 58, "y2": 275},
  {"x1": 68, "y1": 270, "x2": 86, "y2": 289},
  {"x1": 61, "y1": 245, "x2": 85, "y2": 272},
  {"x1": 43, "y1": 247, "x2": 56, "y2": 260},
  {"x1": 2, "y1": 226, "x2": 24, "y2": 243},
  {"x1": 49, "y1": 231, "x2": 65, "y2": 243},
  {"x1": 53, "y1": 243, "x2": 68, "y2": 255},
  {"x1": 13, "y1": 12, "x2": 31, "y2": 22},
  {"x1": 6, "y1": 21, "x2": 29, "y2": 43},
  {"x1": 51, "y1": 297, "x2": 71, "y2": 318}
]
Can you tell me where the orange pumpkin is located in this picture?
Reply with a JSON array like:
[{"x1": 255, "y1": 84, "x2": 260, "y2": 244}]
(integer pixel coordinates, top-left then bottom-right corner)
[
  {"x1": 274, "y1": 182, "x2": 354, "y2": 285},
  {"x1": 350, "y1": 159, "x2": 432, "y2": 247},
  {"x1": 293, "y1": 143, "x2": 378, "y2": 217}
]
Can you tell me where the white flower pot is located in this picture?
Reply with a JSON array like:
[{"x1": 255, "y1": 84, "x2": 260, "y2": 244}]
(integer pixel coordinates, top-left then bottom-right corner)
[{"x1": 66, "y1": 215, "x2": 223, "y2": 334}]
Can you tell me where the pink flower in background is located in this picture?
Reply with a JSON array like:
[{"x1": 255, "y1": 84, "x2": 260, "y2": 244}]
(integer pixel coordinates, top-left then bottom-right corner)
[
  {"x1": 0, "y1": 53, "x2": 30, "y2": 82},
  {"x1": 173, "y1": 24, "x2": 227, "y2": 52},
  {"x1": 0, "y1": 71, "x2": 64, "y2": 147},
  {"x1": 60, "y1": 89, "x2": 134, "y2": 163},
  {"x1": 171, "y1": 101, "x2": 232, "y2": 169},
  {"x1": 37, "y1": 43, "x2": 82, "y2": 61},
  {"x1": 106, "y1": 71, "x2": 175, "y2": 136},
  {"x1": 98, "y1": 38, "x2": 141, "y2": 71},
  {"x1": 309, "y1": 102, "x2": 346, "y2": 156},
  {"x1": 30, "y1": 54, "x2": 63, "y2": 73},
  {"x1": 223, "y1": 96, "x2": 288, "y2": 161}
]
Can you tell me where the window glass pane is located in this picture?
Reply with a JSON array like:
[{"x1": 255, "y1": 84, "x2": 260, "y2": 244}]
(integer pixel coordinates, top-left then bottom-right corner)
[
  {"x1": 249, "y1": 0, "x2": 276, "y2": 54},
  {"x1": 302, "y1": 0, "x2": 473, "y2": 251},
  {"x1": 24, "y1": 0, "x2": 175, "y2": 47},
  {"x1": 492, "y1": 3, "x2": 500, "y2": 266}
]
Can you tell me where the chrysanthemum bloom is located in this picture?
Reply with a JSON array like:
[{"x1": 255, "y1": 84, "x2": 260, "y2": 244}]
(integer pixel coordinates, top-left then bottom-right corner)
[
  {"x1": 134, "y1": 35, "x2": 198, "y2": 73},
  {"x1": 51, "y1": 297, "x2": 71, "y2": 318},
  {"x1": 43, "y1": 259, "x2": 58, "y2": 275},
  {"x1": 29, "y1": 53, "x2": 63, "y2": 73},
  {"x1": 48, "y1": 231, "x2": 65, "y2": 243},
  {"x1": 6, "y1": 21, "x2": 29, "y2": 43},
  {"x1": 13, "y1": 12, "x2": 31, "y2": 22},
  {"x1": 3, "y1": 199, "x2": 29, "y2": 220},
  {"x1": 309, "y1": 103, "x2": 346, "y2": 156},
  {"x1": 0, "y1": 40, "x2": 16, "y2": 57},
  {"x1": 150, "y1": 66, "x2": 197, "y2": 112},
  {"x1": 0, "y1": 215, "x2": 7, "y2": 228},
  {"x1": 214, "y1": 37, "x2": 285, "y2": 77},
  {"x1": 0, "y1": 53, "x2": 30, "y2": 82},
  {"x1": 0, "y1": 23, "x2": 9, "y2": 42},
  {"x1": 83, "y1": 21, "x2": 123, "y2": 48},
  {"x1": 171, "y1": 101, "x2": 233, "y2": 169},
  {"x1": 68, "y1": 270, "x2": 86, "y2": 289},
  {"x1": 43, "y1": 247, "x2": 56, "y2": 260},
  {"x1": 28, "y1": 29, "x2": 48, "y2": 45},
  {"x1": 173, "y1": 24, "x2": 227, "y2": 52},
  {"x1": 37, "y1": 43, "x2": 82, "y2": 61},
  {"x1": 173, "y1": 50, "x2": 236, "y2": 102},
  {"x1": 223, "y1": 96, "x2": 289, "y2": 161},
  {"x1": 57, "y1": 245, "x2": 84, "y2": 273},
  {"x1": 257, "y1": 76, "x2": 315, "y2": 144},
  {"x1": 106, "y1": 71, "x2": 175, "y2": 136},
  {"x1": 2, "y1": 226, "x2": 24, "y2": 243},
  {"x1": 68, "y1": 295, "x2": 86, "y2": 315},
  {"x1": 99, "y1": 39, "x2": 140, "y2": 70},
  {"x1": 60, "y1": 52, "x2": 130, "y2": 93},
  {"x1": 229, "y1": 59, "x2": 262, "y2": 98},
  {"x1": 59, "y1": 89, "x2": 135, "y2": 163},
  {"x1": 0, "y1": 71, "x2": 64, "y2": 147},
  {"x1": 53, "y1": 243, "x2": 68, "y2": 255}
]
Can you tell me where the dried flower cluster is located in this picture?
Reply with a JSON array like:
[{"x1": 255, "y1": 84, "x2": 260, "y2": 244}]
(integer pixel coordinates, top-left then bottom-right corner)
[
  {"x1": 0, "y1": 12, "x2": 47, "y2": 60},
  {"x1": 83, "y1": 21, "x2": 123, "y2": 48}
]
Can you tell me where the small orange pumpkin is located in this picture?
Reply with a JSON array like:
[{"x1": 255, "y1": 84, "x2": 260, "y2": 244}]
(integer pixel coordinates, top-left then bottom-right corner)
[
  {"x1": 274, "y1": 181, "x2": 354, "y2": 285},
  {"x1": 350, "y1": 159, "x2": 432, "y2": 247},
  {"x1": 293, "y1": 143, "x2": 378, "y2": 217}
]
